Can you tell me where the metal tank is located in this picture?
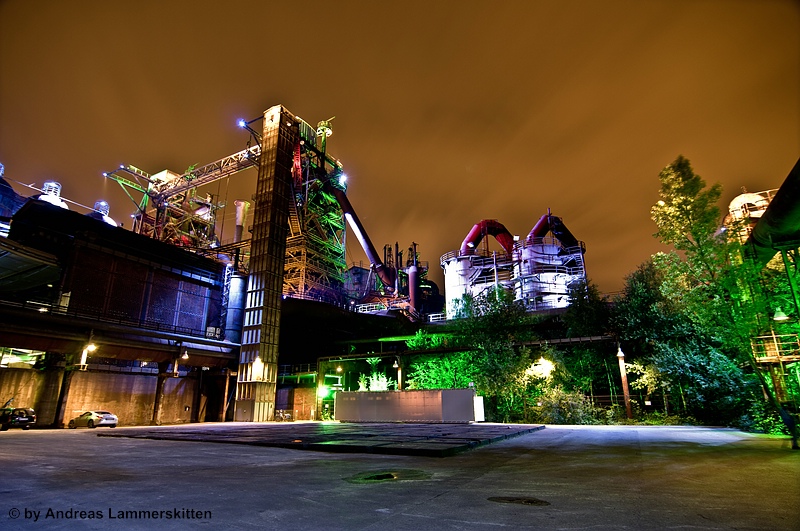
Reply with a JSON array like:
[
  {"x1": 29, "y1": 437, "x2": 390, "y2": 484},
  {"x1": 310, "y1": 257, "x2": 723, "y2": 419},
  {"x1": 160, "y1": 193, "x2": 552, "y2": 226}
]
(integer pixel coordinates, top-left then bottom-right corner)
[
  {"x1": 513, "y1": 214, "x2": 586, "y2": 311},
  {"x1": 37, "y1": 181, "x2": 69, "y2": 209},
  {"x1": 441, "y1": 214, "x2": 586, "y2": 318},
  {"x1": 440, "y1": 220, "x2": 516, "y2": 317}
]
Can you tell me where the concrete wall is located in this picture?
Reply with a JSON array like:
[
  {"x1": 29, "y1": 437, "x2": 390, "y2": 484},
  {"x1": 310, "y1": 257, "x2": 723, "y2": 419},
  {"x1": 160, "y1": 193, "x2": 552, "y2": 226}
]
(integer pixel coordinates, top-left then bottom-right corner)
[
  {"x1": 0, "y1": 367, "x2": 44, "y2": 409},
  {"x1": 0, "y1": 368, "x2": 199, "y2": 428},
  {"x1": 64, "y1": 371, "x2": 198, "y2": 426},
  {"x1": 334, "y1": 389, "x2": 477, "y2": 423}
]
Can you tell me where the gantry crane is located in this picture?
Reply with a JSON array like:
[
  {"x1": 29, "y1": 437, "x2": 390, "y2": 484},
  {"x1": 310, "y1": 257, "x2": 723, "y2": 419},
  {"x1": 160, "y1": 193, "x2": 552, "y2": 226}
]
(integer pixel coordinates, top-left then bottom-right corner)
[{"x1": 103, "y1": 115, "x2": 349, "y2": 303}]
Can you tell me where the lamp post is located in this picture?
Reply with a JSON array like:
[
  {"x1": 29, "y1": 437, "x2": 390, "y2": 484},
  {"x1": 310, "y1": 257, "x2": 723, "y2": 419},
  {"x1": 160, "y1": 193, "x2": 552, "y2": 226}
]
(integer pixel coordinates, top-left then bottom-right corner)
[
  {"x1": 617, "y1": 344, "x2": 633, "y2": 419},
  {"x1": 393, "y1": 358, "x2": 402, "y2": 390}
]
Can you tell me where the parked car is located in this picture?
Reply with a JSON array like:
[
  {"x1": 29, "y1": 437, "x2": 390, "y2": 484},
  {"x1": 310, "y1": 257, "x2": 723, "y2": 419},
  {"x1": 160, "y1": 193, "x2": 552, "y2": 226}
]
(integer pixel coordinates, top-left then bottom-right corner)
[
  {"x1": 68, "y1": 411, "x2": 118, "y2": 429},
  {"x1": 0, "y1": 407, "x2": 37, "y2": 431}
]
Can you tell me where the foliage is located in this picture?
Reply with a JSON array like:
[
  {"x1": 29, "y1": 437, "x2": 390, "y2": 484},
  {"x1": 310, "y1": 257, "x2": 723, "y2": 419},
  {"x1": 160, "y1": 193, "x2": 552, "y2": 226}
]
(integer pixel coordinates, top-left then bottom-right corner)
[
  {"x1": 406, "y1": 330, "x2": 451, "y2": 351},
  {"x1": 606, "y1": 155, "x2": 792, "y2": 430},
  {"x1": 368, "y1": 372, "x2": 394, "y2": 391},
  {"x1": 562, "y1": 281, "x2": 611, "y2": 337},
  {"x1": 405, "y1": 351, "x2": 476, "y2": 390},
  {"x1": 397, "y1": 154, "x2": 798, "y2": 431},
  {"x1": 450, "y1": 290, "x2": 544, "y2": 421},
  {"x1": 734, "y1": 398, "x2": 789, "y2": 435},
  {"x1": 530, "y1": 386, "x2": 600, "y2": 425},
  {"x1": 626, "y1": 361, "x2": 667, "y2": 398},
  {"x1": 649, "y1": 342, "x2": 754, "y2": 425},
  {"x1": 650, "y1": 155, "x2": 723, "y2": 261},
  {"x1": 407, "y1": 289, "x2": 549, "y2": 421},
  {"x1": 611, "y1": 260, "x2": 686, "y2": 353},
  {"x1": 357, "y1": 357, "x2": 396, "y2": 391}
]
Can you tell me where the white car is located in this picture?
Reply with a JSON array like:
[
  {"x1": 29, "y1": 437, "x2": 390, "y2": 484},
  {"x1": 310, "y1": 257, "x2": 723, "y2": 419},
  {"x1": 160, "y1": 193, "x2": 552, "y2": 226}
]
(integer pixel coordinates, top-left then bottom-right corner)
[{"x1": 68, "y1": 411, "x2": 118, "y2": 429}]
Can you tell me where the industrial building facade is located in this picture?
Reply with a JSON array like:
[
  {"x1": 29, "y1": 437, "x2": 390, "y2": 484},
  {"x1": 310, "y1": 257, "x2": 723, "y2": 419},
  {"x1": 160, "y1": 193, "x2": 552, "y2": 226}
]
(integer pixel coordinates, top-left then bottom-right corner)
[{"x1": 0, "y1": 104, "x2": 590, "y2": 426}]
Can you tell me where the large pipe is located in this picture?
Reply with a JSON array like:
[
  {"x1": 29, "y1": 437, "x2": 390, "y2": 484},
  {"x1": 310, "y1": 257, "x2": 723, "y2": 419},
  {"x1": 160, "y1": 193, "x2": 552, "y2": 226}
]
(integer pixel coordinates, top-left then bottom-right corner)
[
  {"x1": 324, "y1": 182, "x2": 397, "y2": 289},
  {"x1": 460, "y1": 219, "x2": 515, "y2": 255},
  {"x1": 745, "y1": 157, "x2": 800, "y2": 269},
  {"x1": 233, "y1": 200, "x2": 250, "y2": 243},
  {"x1": 528, "y1": 213, "x2": 581, "y2": 249},
  {"x1": 408, "y1": 242, "x2": 420, "y2": 314}
]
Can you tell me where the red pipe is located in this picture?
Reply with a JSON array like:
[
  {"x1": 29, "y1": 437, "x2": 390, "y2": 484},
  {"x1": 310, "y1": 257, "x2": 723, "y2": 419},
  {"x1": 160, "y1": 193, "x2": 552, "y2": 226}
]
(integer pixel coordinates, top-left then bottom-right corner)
[
  {"x1": 460, "y1": 219, "x2": 515, "y2": 255},
  {"x1": 528, "y1": 214, "x2": 550, "y2": 240}
]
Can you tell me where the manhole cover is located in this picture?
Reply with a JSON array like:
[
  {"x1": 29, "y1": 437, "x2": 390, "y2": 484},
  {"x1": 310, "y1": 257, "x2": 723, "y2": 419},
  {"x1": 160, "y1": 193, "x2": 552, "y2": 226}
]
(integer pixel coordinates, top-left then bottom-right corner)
[
  {"x1": 345, "y1": 469, "x2": 431, "y2": 484},
  {"x1": 488, "y1": 496, "x2": 550, "y2": 506}
]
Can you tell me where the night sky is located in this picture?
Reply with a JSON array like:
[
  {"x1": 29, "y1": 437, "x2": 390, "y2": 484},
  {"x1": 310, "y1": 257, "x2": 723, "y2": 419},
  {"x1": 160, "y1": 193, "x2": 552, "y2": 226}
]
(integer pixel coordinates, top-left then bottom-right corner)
[{"x1": 1, "y1": 1, "x2": 797, "y2": 294}]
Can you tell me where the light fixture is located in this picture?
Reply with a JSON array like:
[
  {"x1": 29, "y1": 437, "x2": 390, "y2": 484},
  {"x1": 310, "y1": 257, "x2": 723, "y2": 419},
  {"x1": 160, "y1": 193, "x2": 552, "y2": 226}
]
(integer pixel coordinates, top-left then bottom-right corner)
[
  {"x1": 85, "y1": 343, "x2": 97, "y2": 352},
  {"x1": 774, "y1": 307, "x2": 790, "y2": 321},
  {"x1": 181, "y1": 351, "x2": 189, "y2": 360},
  {"x1": 392, "y1": 359, "x2": 399, "y2": 369},
  {"x1": 336, "y1": 366, "x2": 342, "y2": 373}
]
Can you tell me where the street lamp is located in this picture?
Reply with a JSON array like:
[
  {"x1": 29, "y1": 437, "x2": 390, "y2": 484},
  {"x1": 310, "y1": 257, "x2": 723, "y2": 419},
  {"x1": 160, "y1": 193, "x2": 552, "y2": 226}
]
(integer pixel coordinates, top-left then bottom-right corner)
[
  {"x1": 393, "y1": 358, "x2": 402, "y2": 390},
  {"x1": 774, "y1": 307, "x2": 790, "y2": 321},
  {"x1": 78, "y1": 339, "x2": 97, "y2": 371}
]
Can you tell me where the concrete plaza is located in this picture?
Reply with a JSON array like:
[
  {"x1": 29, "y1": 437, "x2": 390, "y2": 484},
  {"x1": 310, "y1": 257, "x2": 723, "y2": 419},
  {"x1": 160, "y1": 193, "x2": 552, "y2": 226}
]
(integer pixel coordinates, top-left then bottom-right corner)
[{"x1": 1, "y1": 423, "x2": 797, "y2": 530}]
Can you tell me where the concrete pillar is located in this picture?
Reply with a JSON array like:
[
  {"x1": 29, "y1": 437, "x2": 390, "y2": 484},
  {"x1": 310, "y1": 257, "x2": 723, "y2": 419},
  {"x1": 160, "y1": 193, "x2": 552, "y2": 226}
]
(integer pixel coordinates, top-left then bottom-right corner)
[
  {"x1": 151, "y1": 361, "x2": 170, "y2": 425},
  {"x1": 53, "y1": 369, "x2": 74, "y2": 429}
]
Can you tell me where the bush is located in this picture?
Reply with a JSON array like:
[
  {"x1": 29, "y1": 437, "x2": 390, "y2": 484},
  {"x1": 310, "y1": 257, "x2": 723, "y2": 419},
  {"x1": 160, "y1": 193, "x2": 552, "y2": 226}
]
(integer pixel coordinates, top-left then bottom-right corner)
[
  {"x1": 530, "y1": 387, "x2": 600, "y2": 425},
  {"x1": 735, "y1": 399, "x2": 788, "y2": 435}
]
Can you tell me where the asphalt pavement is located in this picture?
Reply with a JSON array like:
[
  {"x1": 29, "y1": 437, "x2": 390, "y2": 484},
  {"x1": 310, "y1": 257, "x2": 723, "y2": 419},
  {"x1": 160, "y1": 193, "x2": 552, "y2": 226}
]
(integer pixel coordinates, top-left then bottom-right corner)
[{"x1": 1, "y1": 423, "x2": 798, "y2": 530}]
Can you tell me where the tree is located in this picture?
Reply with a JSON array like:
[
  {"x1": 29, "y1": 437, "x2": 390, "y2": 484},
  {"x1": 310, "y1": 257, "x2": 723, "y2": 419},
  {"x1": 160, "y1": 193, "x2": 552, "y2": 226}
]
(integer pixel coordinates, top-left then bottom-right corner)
[
  {"x1": 619, "y1": 155, "x2": 784, "y2": 428},
  {"x1": 562, "y1": 281, "x2": 611, "y2": 338},
  {"x1": 449, "y1": 289, "x2": 543, "y2": 421},
  {"x1": 405, "y1": 351, "x2": 475, "y2": 390},
  {"x1": 650, "y1": 155, "x2": 725, "y2": 281}
]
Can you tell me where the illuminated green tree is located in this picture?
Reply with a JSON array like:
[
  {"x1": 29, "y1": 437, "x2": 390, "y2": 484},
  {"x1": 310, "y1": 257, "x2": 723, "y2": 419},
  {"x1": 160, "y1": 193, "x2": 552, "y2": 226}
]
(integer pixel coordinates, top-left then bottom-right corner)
[
  {"x1": 611, "y1": 156, "x2": 779, "y2": 426},
  {"x1": 450, "y1": 289, "x2": 542, "y2": 421},
  {"x1": 405, "y1": 351, "x2": 476, "y2": 390},
  {"x1": 651, "y1": 155, "x2": 724, "y2": 277}
]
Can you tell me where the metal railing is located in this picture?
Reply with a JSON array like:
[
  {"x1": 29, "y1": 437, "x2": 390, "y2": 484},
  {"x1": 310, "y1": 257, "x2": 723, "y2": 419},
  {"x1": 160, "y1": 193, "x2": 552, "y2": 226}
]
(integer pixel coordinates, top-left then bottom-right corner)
[
  {"x1": 0, "y1": 299, "x2": 223, "y2": 340},
  {"x1": 751, "y1": 332, "x2": 800, "y2": 363}
]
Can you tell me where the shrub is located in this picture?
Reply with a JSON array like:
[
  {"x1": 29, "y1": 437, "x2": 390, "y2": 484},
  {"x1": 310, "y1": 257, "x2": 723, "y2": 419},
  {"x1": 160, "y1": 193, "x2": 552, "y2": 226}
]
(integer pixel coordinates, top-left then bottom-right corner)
[
  {"x1": 735, "y1": 399, "x2": 788, "y2": 435},
  {"x1": 530, "y1": 387, "x2": 600, "y2": 425}
]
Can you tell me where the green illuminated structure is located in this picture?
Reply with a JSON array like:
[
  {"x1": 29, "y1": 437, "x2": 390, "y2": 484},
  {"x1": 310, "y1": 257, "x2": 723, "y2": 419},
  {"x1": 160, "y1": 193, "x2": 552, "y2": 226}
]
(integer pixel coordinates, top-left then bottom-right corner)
[{"x1": 103, "y1": 106, "x2": 350, "y2": 421}]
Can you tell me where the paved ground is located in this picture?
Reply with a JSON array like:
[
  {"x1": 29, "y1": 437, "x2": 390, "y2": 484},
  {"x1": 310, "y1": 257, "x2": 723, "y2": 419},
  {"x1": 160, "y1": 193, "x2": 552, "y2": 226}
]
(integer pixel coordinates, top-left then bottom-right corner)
[
  {"x1": 95, "y1": 421, "x2": 544, "y2": 457},
  {"x1": 1, "y1": 423, "x2": 798, "y2": 530}
]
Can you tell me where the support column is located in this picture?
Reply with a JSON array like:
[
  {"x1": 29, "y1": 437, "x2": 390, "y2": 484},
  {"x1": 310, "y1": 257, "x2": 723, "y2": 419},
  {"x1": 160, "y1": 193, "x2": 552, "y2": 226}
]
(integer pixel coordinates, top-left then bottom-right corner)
[
  {"x1": 236, "y1": 105, "x2": 298, "y2": 422},
  {"x1": 53, "y1": 368, "x2": 74, "y2": 429},
  {"x1": 151, "y1": 360, "x2": 170, "y2": 425},
  {"x1": 780, "y1": 248, "x2": 800, "y2": 318}
]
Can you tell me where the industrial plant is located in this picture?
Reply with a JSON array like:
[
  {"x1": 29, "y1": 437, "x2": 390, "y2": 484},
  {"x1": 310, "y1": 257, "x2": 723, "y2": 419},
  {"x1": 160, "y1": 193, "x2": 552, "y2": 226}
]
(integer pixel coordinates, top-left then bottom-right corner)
[{"x1": 0, "y1": 104, "x2": 592, "y2": 427}]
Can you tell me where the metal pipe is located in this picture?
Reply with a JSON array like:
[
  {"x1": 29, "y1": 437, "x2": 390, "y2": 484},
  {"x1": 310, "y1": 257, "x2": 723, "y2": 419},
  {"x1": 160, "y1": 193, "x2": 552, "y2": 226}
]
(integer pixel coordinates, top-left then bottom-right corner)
[
  {"x1": 745, "y1": 157, "x2": 800, "y2": 268},
  {"x1": 324, "y1": 182, "x2": 396, "y2": 289},
  {"x1": 460, "y1": 219, "x2": 515, "y2": 255},
  {"x1": 233, "y1": 200, "x2": 250, "y2": 243}
]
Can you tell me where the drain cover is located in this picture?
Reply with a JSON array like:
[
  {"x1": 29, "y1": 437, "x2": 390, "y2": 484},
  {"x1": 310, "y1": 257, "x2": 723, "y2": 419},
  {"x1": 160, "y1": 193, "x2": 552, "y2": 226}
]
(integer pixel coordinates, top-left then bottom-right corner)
[
  {"x1": 488, "y1": 496, "x2": 550, "y2": 506},
  {"x1": 345, "y1": 469, "x2": 431, "y2": 484}
]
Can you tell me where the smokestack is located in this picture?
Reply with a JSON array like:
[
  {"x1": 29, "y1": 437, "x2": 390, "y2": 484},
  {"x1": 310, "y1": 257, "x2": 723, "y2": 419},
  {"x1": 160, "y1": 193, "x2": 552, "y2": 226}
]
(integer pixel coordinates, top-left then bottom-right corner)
[
  {"x1": 234, "y1": 200, "x2": 250, "y2": 243},
  {"x1": 408, "y1": 242, "x2": 420, "y2": 315}
]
